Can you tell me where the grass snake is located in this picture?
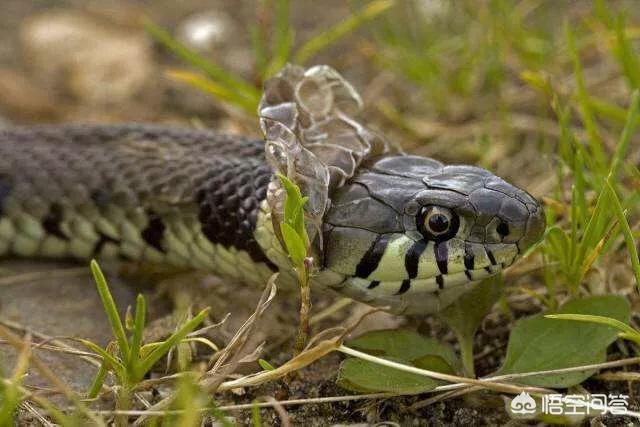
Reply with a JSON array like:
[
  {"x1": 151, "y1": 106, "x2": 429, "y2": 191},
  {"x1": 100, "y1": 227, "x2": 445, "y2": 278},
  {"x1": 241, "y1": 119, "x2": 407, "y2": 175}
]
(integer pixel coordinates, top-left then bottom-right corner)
[{"x1": 0, "y1": 65, "x2": 545, "y2": 314}]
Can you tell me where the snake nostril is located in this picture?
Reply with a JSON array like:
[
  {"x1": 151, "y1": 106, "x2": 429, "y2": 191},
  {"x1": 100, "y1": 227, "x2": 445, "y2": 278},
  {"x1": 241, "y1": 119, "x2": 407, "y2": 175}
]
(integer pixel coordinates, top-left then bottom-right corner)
[{"x1": 496, "y1": 221, "x2": 510, "y2": 237}]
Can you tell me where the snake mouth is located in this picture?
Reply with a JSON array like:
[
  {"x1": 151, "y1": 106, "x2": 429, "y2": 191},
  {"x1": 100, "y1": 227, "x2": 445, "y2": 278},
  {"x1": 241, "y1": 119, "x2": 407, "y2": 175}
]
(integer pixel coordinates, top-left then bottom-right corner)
[
  {"x1": 323, "y1": 229, "x2": 521, "y2": 289},
  {"x1": 331, "y1": 262, "x2": 504, "y2": 298},
  {"x1": 325, "y1": 237, "x2": 520, "y2": 298}
]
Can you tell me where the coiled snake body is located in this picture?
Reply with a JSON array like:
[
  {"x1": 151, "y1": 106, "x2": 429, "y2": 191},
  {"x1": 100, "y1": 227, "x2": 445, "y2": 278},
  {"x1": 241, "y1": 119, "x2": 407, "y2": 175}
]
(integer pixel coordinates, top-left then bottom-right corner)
[{"x1": 0, "y1": 65, "x2": 545, "y2": 314}]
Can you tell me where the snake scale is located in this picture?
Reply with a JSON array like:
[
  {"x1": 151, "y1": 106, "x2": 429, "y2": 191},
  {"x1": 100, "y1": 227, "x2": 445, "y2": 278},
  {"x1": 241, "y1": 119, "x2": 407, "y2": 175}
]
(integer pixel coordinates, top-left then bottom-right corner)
[{"x1": 0, "y1": 65, "x2": 545, "y2": 314}]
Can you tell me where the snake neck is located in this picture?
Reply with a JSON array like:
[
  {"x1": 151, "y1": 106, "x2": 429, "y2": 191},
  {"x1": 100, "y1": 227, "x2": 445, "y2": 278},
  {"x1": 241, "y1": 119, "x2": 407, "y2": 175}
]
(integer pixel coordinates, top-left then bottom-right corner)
[{"x1": 254, "y1": 196, "x2": 348, "y2": 290}]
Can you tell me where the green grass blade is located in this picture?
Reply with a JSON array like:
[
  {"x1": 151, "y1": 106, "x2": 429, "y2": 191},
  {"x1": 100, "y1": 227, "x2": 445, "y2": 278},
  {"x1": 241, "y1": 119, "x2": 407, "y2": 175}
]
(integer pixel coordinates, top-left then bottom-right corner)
[
  {"x1": 90, "y1": 260, "x2": 129, "y2": 360},
  {"x1": 127, "y1": 294, "x2": 146, "y2": 372},
  {"x1": 265, "y1": 0, "x2": 294, "y2": 78},
  {"x1": 251, "y1": 401, "x2": 263, "y2": 426},
  {"x1": 251, "y1": 0, "x2": 272, "y2": 78},
  {"x1": 614, "y1": 13, "x2": 640, "y2": 89},
  {"x1": 0, "y1": 340, "x2": 30, "y2": 423},
  {"x1": 167, "y1": 70, "x2": 258, "y2": 114},
  {"x1": 87, "y1": 361, "x2": 108, "y2": 399},
  {"x1": 566, "y1": 23, "x2": 607, "y2": 173},
  {"x1": 588, "y1": 96, "x2": 629, "y2": 123},
  {"x1": 251, "y1": 25, "x2": 269, "y2": 79},
  {"x1": 294, "y1": 0, "x2": 394, "y2": 64},
  {"x1": 569, "y1": 185, "x2": 579, "y2": 269},
  {"x1": 0, "y1": 381, "x2": 21, "y2": 424},
  {"x1": 573, "y1": 149, "x2": 587, "y2": 223},
  {"x1": 593, "y1": 0, "x2": 614, "y2": 28},
  {"x1": 545, "y1": 313, "x2": 638, "y2": 336},
  {"x1": 258, "y1": 359, "x2": 276, "y2": 371},
  {"x1": 572, "y1": 185, "x2": 612, "y2": 285},
  {"x1": 618, "y1": 332, "x2": 640, "y2": 346},
  {"x1": 79, "y1": 339, "x2": 127, "y2": 382},
  {"x1": 604, "y1": 181, "x2": 640, "y2": 290},
  {"x1": 136, "y1": 308, "x2": 209, "y2": 380},
  {"x1": 610, "y1": 89, "x2": 640, "y2": 179},
  {"x1": 144, "y1": 19, "x2": 260, "y2": 105}
]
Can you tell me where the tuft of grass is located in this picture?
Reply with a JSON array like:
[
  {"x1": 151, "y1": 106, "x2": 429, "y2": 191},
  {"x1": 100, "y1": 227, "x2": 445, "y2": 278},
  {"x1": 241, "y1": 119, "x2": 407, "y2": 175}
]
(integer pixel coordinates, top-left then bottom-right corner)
[
  {"x1": 83, "y1": 260, "x2": 209, "y2": 412},
  {"x1": 517, "y1": 8, "x2": 640, "y2": 300},
  {"x1": 539, "y1": 81, "x2": 639, "y2": 295}
]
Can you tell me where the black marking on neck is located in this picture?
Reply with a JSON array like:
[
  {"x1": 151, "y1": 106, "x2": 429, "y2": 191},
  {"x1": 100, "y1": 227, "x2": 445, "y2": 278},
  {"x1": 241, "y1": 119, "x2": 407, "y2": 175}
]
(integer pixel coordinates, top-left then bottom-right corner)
[
  {"x1": 464, "y1": 270, "x2": 473, "y2": 281},
  {"x1": 141, "y1": 211, "x2": 166, "y2": 253},
  {"x1": 355, "y1": 234, "x2": 391, "y2": 278},
  {"x1": 396, "y1": 279, "x2": 411, "y2": 295},
  {"x1": 405, "y1": 239, "x2": 428, "y2": 279},
  {"x1": 484, "y1": 266, "x2": 492, "y2": 273},
  {"x1": 368, "y1": 280, "x2": 380, "y2": 289},
  {"x1": 463, "y1": 244, "x2": 475, "y2": 270},
  {"x1": 42, "y1": 203, "x2": 69, "y2": 240},
  {"x1": 436, "y1": 275, "x2": 444, "y2": 289},
  {"x1": 486, "y1": 247, "x2": 497, "y2": 266},
  {"x1": 93, "y1": 232, "x2": 120, "y2": 255},
  {"x1": 434, "y1": 242, "x2": 448, "y2": 275}
]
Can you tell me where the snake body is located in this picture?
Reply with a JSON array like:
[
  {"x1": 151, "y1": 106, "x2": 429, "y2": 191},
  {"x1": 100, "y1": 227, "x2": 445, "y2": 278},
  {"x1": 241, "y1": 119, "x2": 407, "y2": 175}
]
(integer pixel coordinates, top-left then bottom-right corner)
[
  {"x1": 0, "y1": 65, "x2": 545, "y2": 314},
  {"x1": 0, "y1": 125, "x2": 278, "y2": 285}
]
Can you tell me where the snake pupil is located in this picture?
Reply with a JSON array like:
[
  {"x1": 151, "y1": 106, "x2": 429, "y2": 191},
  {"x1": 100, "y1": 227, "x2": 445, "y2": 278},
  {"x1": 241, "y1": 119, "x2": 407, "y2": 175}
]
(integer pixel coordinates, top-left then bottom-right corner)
[
  {"x1": 419, "y1": 206, "x2": 455, "y2": 239},
  {"x1": 428, "y1": 213, "x2": 449, "y2": 233}
]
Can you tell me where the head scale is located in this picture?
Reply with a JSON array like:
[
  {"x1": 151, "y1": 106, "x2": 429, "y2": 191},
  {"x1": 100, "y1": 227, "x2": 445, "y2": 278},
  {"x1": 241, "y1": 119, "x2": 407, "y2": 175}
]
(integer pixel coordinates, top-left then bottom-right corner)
[{"x1": 321, "y1": 154, "x2": 545, "y2": 314}]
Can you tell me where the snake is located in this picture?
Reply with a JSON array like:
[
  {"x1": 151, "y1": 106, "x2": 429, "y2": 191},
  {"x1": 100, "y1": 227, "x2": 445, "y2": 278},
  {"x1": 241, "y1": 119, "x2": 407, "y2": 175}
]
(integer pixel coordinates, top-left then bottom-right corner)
[{"x1": 0, "y1": 65, "x2": 545, "y2": 314}]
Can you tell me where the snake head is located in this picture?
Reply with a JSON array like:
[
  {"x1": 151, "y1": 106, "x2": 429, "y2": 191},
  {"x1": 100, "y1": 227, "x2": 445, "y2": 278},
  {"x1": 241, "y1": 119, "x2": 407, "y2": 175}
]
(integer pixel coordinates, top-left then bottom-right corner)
[{"x1": 320, "y1": 154, "x2": 545, "y2": 314}]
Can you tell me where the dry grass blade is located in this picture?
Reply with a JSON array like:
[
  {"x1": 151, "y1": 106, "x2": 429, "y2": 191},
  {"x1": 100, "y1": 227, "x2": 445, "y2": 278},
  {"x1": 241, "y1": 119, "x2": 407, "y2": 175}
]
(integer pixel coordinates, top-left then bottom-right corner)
[
  {"x1": 409, "y1": 386, "x2": 483, "y2": 410},
  {"x1": 337, "y1": 345, "x2": 552, "y2": 396},
  {"x1": 257, "y1": 396, "x2": 291, "y2": 427},
  {"x1": 93, "y1": 393, "x2": 391, "y2": 417},
  {"x1": 18, "y1": 401, "x2": 54, "y2": 426},
  {"x1": 0, "y1": 318, "x2": 101, "y2": 367},
  {"x1": 204, "y1": 273, "x2": 278, "y2": 387},
  {"x1": 596, "y1": 371, "x2": 640, "y2": 382},
  {"x1": 217, "y1": 334, "x2": 342, "y2": 391}
]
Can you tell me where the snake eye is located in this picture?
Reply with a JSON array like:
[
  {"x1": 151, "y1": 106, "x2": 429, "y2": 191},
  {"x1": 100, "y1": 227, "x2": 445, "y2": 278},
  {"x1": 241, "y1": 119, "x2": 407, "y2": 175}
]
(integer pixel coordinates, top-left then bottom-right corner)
[{"x1": 417, "y1": 206, "x2": 459, "y2": 242}]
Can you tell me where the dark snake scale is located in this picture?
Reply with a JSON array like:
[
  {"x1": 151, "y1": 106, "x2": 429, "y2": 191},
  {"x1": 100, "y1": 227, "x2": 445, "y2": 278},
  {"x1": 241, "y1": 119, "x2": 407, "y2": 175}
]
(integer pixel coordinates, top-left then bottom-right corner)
[{"x1": 0, "y1": 65, "x2": 546, "y2": 314}]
